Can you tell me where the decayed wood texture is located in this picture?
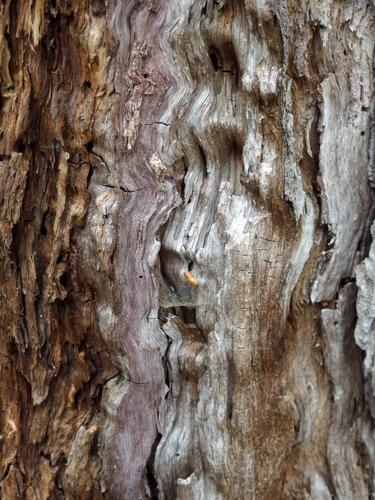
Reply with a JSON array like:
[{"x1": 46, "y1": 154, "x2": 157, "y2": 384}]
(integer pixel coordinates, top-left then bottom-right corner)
[{"x1": 0, "y1": 1, "x2": 374, "y2": 499}]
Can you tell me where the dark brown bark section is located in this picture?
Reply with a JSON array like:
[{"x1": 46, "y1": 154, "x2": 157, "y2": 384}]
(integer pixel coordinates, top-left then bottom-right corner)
[{"x1": 0, "y1": 2, "x2": 119, "y2": 497}]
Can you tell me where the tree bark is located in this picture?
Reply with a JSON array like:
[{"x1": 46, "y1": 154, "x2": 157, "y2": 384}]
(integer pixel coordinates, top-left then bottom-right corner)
[{"x1": 0, "y1": 1, "x2": 374, "y2": 499}]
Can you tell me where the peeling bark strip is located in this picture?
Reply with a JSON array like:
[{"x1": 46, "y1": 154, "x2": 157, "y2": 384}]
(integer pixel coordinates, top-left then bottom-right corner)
[{"x1": 0, "y1": 1, "x2": 374, "y2": 499}]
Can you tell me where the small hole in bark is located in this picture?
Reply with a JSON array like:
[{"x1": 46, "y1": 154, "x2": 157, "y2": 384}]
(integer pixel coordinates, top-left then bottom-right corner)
[
  {"x1": 8, "y1": 339, "x2": 18, "y2": 356},
  {"x1": 146, "y1": 433, "x2": 161, "y2": 500},
  {"x1": 339, "y1": 276, "x2": 355, "y2": 287},
  {"x1": 180, "y1": 177, "x2": 186, "y2": 200},
  {"x1": 57, "y1": 454, "x2": 68, "y2": 467},
  {"x1": 343, "y1": 49, "x2": 347, "y2": 55},
  {"x1": 177, "y1": 156, "x2": 189, "y2": 201},
  {"x1": 16, "y1": 141, "x2": 25, "y2": 153},
  {"x1": 162, "y1": 350, "x2": 170, "y2": 392},
  {"x1": 227, "y1": 357, "x2": 236, "y2": 419},
  {"x1": 41, "y1": 224, "x2": 48, "y2": 236},
  {"x1": 209, "y1": 52, "x2": 220, "y2": 71},
  {"x1": 180, "y1": 306, "x2": 197, "y2": 325},
  {"x1": 85, "y1": 141, "x2": 94, "y2": 152},
  {"x1": 83, "y1": 80, "x2": 92, "y2": 89},
  {"x1": 201, "y1": 2, "x2": 207, "y2": 15},
  {"x1": 361, "y1": 131, "x2": 365, "y2": 136},
  {"x1": 139, "y1": 275, "x2": 143, "y2": 278},
  {"x1": 95, "y1": 385, "x2": 103, "y2": 408},
  {"x1": 188, "y1": 261, "x2": 194, "y2": 271},
  {"x1": 198, "y1": 144, "x2": 208, "y2": 178},
  {"x1": 60, "y1": 272, "x2": 68, "y2": 288},
  {"x1": 89, "y1": 431, "x2": 99, "y2": 456},
  {"x1": 142, "y1": 73, "x2": 149, "y2": 78}
]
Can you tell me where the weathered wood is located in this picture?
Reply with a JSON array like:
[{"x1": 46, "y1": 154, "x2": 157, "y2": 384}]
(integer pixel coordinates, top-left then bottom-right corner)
[{"x1": 0, "y1": 1, "x2": 374, "y2": 499}]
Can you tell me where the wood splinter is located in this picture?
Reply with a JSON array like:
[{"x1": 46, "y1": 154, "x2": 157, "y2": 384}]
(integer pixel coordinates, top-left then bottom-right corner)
[{"x1": 183, "y1": 271, "x2": 199, "y2": 286}]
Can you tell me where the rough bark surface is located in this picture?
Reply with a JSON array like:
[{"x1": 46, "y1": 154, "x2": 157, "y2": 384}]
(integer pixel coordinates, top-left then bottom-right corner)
[{"x1": 0, "y1": 1, "x2": 374, "y2": 499}]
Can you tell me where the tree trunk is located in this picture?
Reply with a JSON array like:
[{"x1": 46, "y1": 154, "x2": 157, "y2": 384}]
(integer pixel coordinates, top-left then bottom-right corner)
[{"x1": 0, "y1": 1, "x2": 374, "y2": 498}]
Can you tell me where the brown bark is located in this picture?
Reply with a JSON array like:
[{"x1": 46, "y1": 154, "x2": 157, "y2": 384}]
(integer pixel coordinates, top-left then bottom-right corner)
[{"x1": 0, "y1": 1, "x2": 374, "y2": 499}]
